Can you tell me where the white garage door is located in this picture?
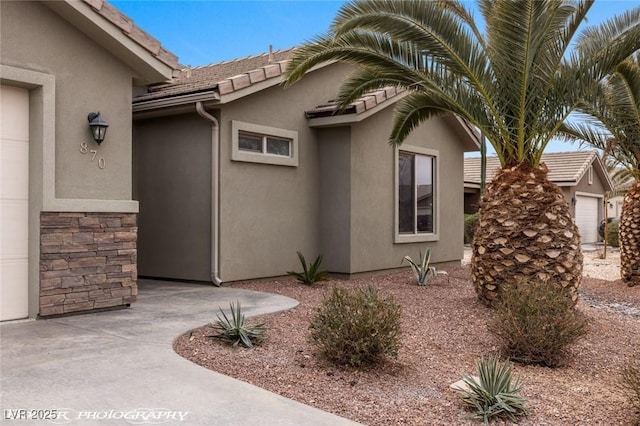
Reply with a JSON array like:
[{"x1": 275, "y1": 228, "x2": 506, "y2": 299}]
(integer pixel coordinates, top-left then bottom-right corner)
[
  {"x1": 575, "y1": 195, "x2": 599, "y2": 244},
  {"x1": 0, "y1": 85, "x2": 29, "y2": 321}
]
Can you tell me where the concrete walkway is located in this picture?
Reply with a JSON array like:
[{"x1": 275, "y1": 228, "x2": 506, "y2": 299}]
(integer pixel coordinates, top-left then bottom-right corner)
[{"x1": 0, "y1": 280, "x2": 360, "y2": 425}]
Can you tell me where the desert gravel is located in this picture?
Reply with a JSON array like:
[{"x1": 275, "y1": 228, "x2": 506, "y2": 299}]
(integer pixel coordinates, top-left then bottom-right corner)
[{"x1": 174, "y1": 248, "x2": 640, "y2": 425}]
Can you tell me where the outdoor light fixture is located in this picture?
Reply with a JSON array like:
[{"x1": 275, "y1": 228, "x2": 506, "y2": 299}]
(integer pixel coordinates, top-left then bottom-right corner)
[
  {"x1": 571, "y1": 196, "x2": 577, "y2": 206},
  {"x1": 88, "y1": 112, "x2": 108, "y2": 145}
]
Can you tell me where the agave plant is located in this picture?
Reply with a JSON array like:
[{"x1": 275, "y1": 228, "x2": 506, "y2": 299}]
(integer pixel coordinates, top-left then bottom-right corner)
[
  {"x1": 402, "y1": 247, "x2": 445, "y2": 285},
  {"x1": 287, "y1": 251, "x2": 330, "y2": 285},
  {"x1": 208, "y1": 301, "x2": 265, "y2": 348},
  {"x1": 456, "y1": 355, "x2": 528, "y2": 425},
  {"x1": 285, "y1": 0, "x2": 640, "y2": 305}
]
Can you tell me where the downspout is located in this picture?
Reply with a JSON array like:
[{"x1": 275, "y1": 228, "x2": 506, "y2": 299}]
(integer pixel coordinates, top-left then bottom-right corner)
[{"x1": 196, "y1": 102, "x2": 222, "y2": 286}]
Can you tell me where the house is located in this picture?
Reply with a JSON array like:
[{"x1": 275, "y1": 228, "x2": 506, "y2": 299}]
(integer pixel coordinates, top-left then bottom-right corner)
[
  {"x1": 0, "y1": 0, "x2": 178, "y2": 320},
  {"x1": 132, "y1": 50, "x2": 481, "y2": 284},
  {"x1": 464, "y1": 151, "x2": 614, "y2": 243}
]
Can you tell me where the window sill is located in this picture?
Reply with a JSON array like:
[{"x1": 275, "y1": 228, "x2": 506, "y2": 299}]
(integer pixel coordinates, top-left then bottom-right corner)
[{"x1": 394, "y1": 233, "x2": 439, "y2": 244}]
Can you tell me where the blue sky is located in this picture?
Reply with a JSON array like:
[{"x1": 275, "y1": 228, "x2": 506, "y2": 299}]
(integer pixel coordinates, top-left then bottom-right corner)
[
  {"x1": 111, "y1": 0, "x2": 639, "y2": 154},
  {"x1": 111, "y1": 1, "x2": 346, "y2": 66}
]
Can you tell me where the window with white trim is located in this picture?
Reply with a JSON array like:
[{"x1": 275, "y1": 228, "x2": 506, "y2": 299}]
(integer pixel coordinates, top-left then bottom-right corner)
[
  {"x1": 395, "y1": 146, "x2": 438, "y2": 243},
  {"x1": 232, "y1": 121, "x2": 298, "y2": 166}
]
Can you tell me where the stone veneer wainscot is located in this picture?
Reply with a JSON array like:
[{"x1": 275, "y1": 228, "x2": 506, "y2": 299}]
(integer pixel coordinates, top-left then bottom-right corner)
[{"x1": 39, "y1": 212, "x2": 137, "y2": 316}]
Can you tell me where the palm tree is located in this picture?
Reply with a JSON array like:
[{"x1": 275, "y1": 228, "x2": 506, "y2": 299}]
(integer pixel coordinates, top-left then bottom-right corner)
[
  {"x1": 574, "y1": 54, "x2": 640, "y2": 285},
  {"x1": 285, "y1": 0, "x2": 640, "y2": 304}
]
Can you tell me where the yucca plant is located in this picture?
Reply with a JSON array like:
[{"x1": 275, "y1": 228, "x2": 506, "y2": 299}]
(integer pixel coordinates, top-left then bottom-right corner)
[
  {"x1": 402, "y1": 247, "x2": 445, "y2": 285},
  {"x1": 285, "y1": 0, "x2": 640, "y2": 305},
  {"x1": 287, "y1": 251, "x2": 330, "y2": 285},
  {"x1": 208, "y1": 301, "x2": 265, "y2": 348},
  {"x1": 456, "y1": 355, "x2": 528, "y2": 425}
]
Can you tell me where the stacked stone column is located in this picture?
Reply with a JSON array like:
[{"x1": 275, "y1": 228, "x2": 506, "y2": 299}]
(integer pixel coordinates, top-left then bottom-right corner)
[{"x1": 39, "y1": 212, "x2": 137, "y2": 316}]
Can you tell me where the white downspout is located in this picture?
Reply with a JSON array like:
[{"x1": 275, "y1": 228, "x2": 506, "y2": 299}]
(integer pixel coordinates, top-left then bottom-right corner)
[{"x1": 196, "y1": 102, "x2": 222, "y2": 286}]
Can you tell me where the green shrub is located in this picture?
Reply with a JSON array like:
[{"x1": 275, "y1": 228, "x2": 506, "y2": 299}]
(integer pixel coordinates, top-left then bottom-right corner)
[
  {"x1": 456, "y1": 355, "x2": 528, "y2": 425},
  {"x1": 287, "y1": 251, "x2": 330, "y2": 285},
  {"x1": 488, "y1": 280, "x2": 589, "y2": 367},
  {"x1": 464, "y1": 213, "x2": 479, "y2": 244},
  {"x1": 607, "y1": 220, "x2": 620, "y2": 248},
  {"x1": 208, "y1": 301, "x2": 265, "y2": 347},
  {"x1": 309, "y1": 285, "x2": 402, "y2": 368},
  {"x1": 620, "y1": 355, "x2": 640, "y2": 416}
]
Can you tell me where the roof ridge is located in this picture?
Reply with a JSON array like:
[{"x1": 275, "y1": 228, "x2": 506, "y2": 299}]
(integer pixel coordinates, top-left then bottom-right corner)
[{"x1": 190, "y1": 47, "x2": 297, "y2": 70}]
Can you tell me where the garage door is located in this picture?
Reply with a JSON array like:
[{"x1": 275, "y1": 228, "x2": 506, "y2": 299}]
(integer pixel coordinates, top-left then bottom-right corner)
[
  {"x1": 575, "y1": 195, "x2": 599, "y2": 244},
  {"x1": 0, "y1": 85, "x2": 29, "y2": 321}
]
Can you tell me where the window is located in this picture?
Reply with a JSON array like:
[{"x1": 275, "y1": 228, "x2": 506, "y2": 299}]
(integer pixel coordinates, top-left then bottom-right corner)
[
  {"x1": 232, "y1": 121, "x2": 298, "y2": 166},
  {"x1": 238, "y1": 132, "x2": 292, "y2": 157},
  {"x1": 395, "y1": 146, "x2": 438, "y2": 243}
]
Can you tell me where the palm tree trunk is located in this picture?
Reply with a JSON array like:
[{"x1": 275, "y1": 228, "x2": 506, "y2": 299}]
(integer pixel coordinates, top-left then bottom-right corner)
[
  {"x1": 471, "y1": 163, "x2": 583, "y2": 305},
  {"x1": 620, "y1": 182, "x2": 640, "y2": 286}
]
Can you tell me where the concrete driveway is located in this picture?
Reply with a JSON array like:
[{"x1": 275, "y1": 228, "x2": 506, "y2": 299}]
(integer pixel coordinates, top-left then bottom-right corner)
[{"x1": 0, "y1": 279, "x2": 359, "y2": 425}]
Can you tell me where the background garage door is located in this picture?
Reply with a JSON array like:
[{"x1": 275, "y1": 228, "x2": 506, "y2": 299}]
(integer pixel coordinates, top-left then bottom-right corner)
[
  {"x1": 575, "y1": 195, "x2": 599, "y2": 244},
  {"x1": 1, "y1": 85, "x2": 29, "y2": 321}
]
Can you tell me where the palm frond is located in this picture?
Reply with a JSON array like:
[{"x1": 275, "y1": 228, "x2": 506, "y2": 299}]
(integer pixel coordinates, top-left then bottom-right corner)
[{"x1": 285, "y1": 0, "x2": 640, "y2": 168}]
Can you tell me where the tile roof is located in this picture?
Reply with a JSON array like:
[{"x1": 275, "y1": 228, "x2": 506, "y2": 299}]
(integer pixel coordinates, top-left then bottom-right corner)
[
  {"x1": 134, "y1": 48, "x2": 295, "y2": 102},
  {"x1": 132, "y1": 46, "x2": 410, "y2": 117},
  {"x1": 304, "y1": 87, "x2": 408, "y2": 118},
  {"x1": 464, "y1": 151, "x2": 606, "y2": 186},
  {"x1": 83, "y1": 0, "x2": 178, "y2": 70}
]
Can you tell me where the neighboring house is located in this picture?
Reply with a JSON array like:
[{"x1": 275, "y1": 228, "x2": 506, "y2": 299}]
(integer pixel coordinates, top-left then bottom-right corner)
[
  {"x1": 0, "y1": 0, "x2": 178, "y2": 320},
  {"x1": 608, "y1": 196, "x2": 624, "y2": 219},
  {"x1": 132, "y1": 50, "x2": 480, "y2": 284},
  {"x1": 608, "y1": 176, "x2": 636, "y2": 218},
  {"x1": 464, "y1": 151, "x2": 614, "y2": 243}
]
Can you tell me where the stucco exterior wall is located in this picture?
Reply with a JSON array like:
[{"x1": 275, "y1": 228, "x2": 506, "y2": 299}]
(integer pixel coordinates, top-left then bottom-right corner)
[
  {"x1": 0, "y1": 1, "x2": 151, "y2": 318},
  {"x1": 349, "y1": 110, "x2": 466, "y2": 272},
  {"x1": 1, "y1": 1, "x2": 135, "y2": 201},
  {"x1": 133, "y1": 113, "x2": 212, "y2": 281},
  {"x1": 574, "y1": 168, "x2": 607, "y2": 196},
  {"x1": 217, "y1": 65, "x2": 348, "y2": 282},
  {"x1": 317, "y1": 127, "x2": 352, "y2": 273}
]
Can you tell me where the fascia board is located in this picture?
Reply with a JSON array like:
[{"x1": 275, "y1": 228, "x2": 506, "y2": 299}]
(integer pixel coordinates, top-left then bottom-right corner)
[
  {"x1": 308, "y1": 92, "x2": 409, "y2": 128},
  {"x1": 44, "y1": 1, "x2": 175, "y2": 84}
]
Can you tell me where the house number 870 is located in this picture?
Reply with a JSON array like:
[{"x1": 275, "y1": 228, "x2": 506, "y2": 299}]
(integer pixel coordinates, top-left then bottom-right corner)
[{"x1": 80, "y1": 142, "x2": 105, "y2": 169}]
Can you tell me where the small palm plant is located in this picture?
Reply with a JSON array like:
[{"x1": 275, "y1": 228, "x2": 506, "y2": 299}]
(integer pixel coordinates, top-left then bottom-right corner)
[
  {"x1": 208, "y1": 301, "x2": 265, "y2": 348},
  {"x1": 456, "y1": 355, "x2": 527, "y2": 425},
  {"x1": 402, "y1": 247, "x2": 446, "y2": 285},
  {"x1": 287, "y1": 251, "x2": 330, "y2": 285}
]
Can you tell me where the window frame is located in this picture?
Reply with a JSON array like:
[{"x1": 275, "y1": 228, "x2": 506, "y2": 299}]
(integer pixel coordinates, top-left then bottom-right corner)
[
  {"x1": 394, "y1": 145, "x2": 440, "y2": 243},
  {"x1": 231, "y1": 120, "x2": 298, "y2": 167}
]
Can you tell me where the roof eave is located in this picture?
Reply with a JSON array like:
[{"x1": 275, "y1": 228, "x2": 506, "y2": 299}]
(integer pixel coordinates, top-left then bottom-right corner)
[
  {"x1": 307, "y1": 92, "x2": 409, "y2": 128},
  {"x1": 132, "y1": 90, "x2": 221, "y2": 115},
  {"x1": 443, "y1": 115, "x2": 481, "y2": 152},
  {"x1": 44, "y1": 0, "x2": 177, "y2": 85}
]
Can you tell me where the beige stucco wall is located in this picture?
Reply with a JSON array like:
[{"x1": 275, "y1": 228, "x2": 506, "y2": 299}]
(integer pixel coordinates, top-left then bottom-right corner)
[
  {"x1": 348, "y1": 110, "x2": 466, "y2": 273},
  {"x1": 1, "y1": 1, "x2": 136, "y2": 201},
  {"x1": 217, "y1": 64, "x2": 349, "y2": 282},
  {"x1": 133, "y1": 113, "x2": 212, "y2": 281},
  {"x1": 317, "y1": 127, "x2": 352, "y2": 273}
]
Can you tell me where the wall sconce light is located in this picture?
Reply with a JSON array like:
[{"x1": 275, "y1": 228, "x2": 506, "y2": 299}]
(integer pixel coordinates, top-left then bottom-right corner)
[
  {"x1": 571, "y1": 196, "x2": 577, "y2": 206},
  {"x1": 88, "y1": 112, "x2": 108, "y2": 145}
]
